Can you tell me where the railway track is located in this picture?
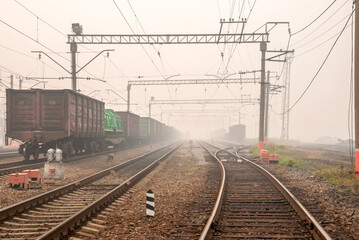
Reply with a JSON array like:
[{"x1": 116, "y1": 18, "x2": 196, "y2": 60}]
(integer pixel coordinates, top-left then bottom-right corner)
[
  {"x1": 0, "y1": 144, "x2": 148, "y2": 177},
  {"x1": 199, "y1": 141, "x2": 331, "y2": 240},
  {"x1": 0, "y1": 151, "x2": 19, "y2": 160},
  {"x1": 0, "y1": 159, "x2": 47, "y2": 176},
  {"x1": 0, "y1": 142, "x2": 182, "y2": 239},
  {"x1": 165, "y1": 142, "x2": 221, "y2": 239}
]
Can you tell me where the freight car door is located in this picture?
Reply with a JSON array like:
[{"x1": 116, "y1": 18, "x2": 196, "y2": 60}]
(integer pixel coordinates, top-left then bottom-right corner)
[
  {"x1": 77, "y1": 95, "x2": 83, "y2": 137},
  {"x1": 69, "y1": 93, "x2": 77, "y2": 136},
  {"x1": 10, "y1": 91, "x2": 36, "y2": 131},
  {"x1": 40, "y1": 92, "x2": 64, "y2": 131},
  {"x1": 83, "y1": 98, "x2": 88, "y2": 137}
]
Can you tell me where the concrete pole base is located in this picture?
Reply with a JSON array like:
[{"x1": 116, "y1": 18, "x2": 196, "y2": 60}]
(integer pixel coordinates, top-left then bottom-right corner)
[{"x1": 43, "y1": 161, "x2": 65, "y2": 180}]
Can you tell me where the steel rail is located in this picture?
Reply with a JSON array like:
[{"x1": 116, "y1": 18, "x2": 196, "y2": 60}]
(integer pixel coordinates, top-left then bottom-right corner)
[
  {"x1": 37, "y1": 142, "x2": 183, "y2": 239},
  {"x1": 226, "y1": 149, "x2": 332, "y2": 240},
  {"x1": 198, "y1": 141, "x2": 226, "y2": 240},
  {"x1": 0, "y1": 151, "x2": 19, "y2": 159},
  {"x1": 0, "y1": 161, "x2": 47, "y2": 177},
  {"x1": 0, "y1": 143, "x2": 148, "y2": 176},
  {"x1": 0, "y1": 144, "x2": 172, "y2": 222},
  {"x1": 0, "y1": 158, "x2": 44, "y2": 170}
]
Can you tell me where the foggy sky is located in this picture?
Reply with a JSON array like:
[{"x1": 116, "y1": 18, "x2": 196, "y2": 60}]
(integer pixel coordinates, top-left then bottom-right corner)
[{"x1": 0, "y1": 0, "x2": 354, "y2": 142}]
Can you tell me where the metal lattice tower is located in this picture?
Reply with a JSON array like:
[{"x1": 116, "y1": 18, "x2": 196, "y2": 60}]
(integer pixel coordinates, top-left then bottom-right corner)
[{"x1": 281, "y1": 53, "x2": 294, "y2": 140}]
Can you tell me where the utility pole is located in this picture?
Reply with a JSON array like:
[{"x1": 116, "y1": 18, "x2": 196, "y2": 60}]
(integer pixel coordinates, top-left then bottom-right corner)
[
  {"x1": 32, "y1": 23, "x2": 113, "y2": 92},
  {"x1": 281, "y1": 53, "x2": 294, "y2": 140},
  {"x1": 127, "y1": 84, "x2": 131, "y2": 112},
  {"x1": 70, "y1": 43, "x2": 77, "y2": 91},
  {"x1": 10, "y1": 75, "x2": 13, "y2": 88},
  {"x1": 355, "y1": 1, "x2": 359, "y2": 178},
  {"x1": 259, "y1": 42, "x2": 267, "y2": 150},
  {"x1": 19, "y1": 78, "x2": 22, "y2": 90},
  {"x1": 264, "y1": 71, "x2": 270, "y2": 142},
  {"x1": 149, "y1": 102, "x2": 152, "y2": 118},
  {"x1": 265, "y1": 49, "x2": 294, "y2": 141}
]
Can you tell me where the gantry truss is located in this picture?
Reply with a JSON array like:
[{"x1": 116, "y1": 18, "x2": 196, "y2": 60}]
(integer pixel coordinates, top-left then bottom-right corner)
[
  {"x1": 68, "y1": 33, "x2": 269, "y2": 45},
  {"x1": 128, "y1": 78, "x2": 261, "y2": 86},
  {"x1": 150, "y1": 98, "x2": 259, "y2": 105}
]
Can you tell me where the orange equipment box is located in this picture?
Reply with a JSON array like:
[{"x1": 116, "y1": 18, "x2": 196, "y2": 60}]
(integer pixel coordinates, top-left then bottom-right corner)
[
  {"x1": 260, "y1": 150, "x2": 269, "y2": 163},
  {"x1": 8, "y1": 173, "x2": 29, "y2": 189},
  {"x1": 268, "y1": 155, "x2": 279, "y2": 164},
  {"x1": 22, "y1": 169, "x2": 41, "y2": 184}
]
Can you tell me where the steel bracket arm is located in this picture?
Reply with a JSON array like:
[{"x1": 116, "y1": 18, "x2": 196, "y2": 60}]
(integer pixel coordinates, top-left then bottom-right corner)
[
  {"x1": 31, "y1": 51, "x2": 71, "y2": 74},
  {"x1": 76, "y1": 49, "x2": 114, "y2": 74}
]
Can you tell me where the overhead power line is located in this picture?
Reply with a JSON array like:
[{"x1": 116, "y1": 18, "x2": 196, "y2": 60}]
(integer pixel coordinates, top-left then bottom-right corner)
[
  {"x1": 291, "y1": 0, "x2": 337, "y2": 36},
  {"x1": 294, "y1": 12, "x2": 352, "y2": 51},
  {"x1": 112, "y1": 0, "x2": 166, "y2": 80},
  {"x1": 290, "y1": 0, "x2": 350, "y2": 47},
  {"x1": 0, "y1": 19, "x2": 68, "y2": 62},
  {"x1": 296, "y1": 20, "x2": 352, "y2": 58},
  {"x1": 14, "y1": 0, "x2": 66, "y2": 37},
  {"x1": 12, "y1": 1, "x2": 117, "y2": 83},
  {"x1": 126, "y1": 0, "x2": 172, "y2": 97},
  {"x1": 285, "y1": 9, "x2": 354, "y2": 114},
  {"x1": 0, "y1": 43, "x2": 68, "y2": 75}
]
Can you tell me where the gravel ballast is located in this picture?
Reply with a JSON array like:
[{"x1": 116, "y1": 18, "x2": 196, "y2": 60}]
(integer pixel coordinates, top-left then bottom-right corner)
[
  {"x1": 0, "y1": 144, "x2": 163, "y2": 209},
  {"x1": 92, "y1": 142, "x2": 216, "y2": 239}
]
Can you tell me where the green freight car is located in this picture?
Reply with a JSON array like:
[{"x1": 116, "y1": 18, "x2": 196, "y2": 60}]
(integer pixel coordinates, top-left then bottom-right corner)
[
  {"x1": 104, "y1": 109, "x2": 125, "y2": 147},
  {"x1": 139, "y1": 117, "x2": 154, "y2": 138}
]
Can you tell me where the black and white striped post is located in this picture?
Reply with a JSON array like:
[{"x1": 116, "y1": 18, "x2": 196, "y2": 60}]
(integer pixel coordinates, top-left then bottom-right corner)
[{"x1": 146, "y1": 189, "x2": 155, "y2": 217}]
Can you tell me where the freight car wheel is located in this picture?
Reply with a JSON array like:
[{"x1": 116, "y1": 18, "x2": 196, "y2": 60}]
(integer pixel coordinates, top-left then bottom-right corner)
[
  {"x1": 23, "y1": 148, "x2": 31, "y2": 161},
  {"x1": 61, "y1": 143, "x2": 72, "y2": 159},
  {"x1": 33, "y1": 149, "x2": 39, "y2": 160}
]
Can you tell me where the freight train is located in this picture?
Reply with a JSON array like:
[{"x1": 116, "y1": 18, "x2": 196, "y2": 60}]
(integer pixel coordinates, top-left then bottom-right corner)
[{"x1": 6, "y1": 89, "x2": 180, "y2": 161}]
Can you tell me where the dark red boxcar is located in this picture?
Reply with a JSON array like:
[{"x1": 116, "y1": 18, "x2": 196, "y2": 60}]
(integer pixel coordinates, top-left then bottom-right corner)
[
  {"x1": 115, "y1": 111, "x2": 140, "y2": 138},
  {"x1": 6, "y1": 89, "x2": 104, "y2": 159}
]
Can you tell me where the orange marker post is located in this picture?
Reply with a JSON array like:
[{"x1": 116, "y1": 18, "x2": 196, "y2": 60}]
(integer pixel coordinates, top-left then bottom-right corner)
[
  {"x1": 258, "y1": 142, "x2": 264, "y2": 151},
  {"x1": 49, "y1": 168, "x2": 56, "y2": 180}
]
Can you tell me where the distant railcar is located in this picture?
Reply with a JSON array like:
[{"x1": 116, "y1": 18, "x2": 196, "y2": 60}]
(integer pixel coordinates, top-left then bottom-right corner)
[
  {"x1": 228, "y1": 124, "x2": 246, "y2": 142},
  {"x1": 139, "y1": 117, "x2": 155, "y2": 142},
  {"x1": 139, "y1": 117, "x2": 168, "y2": 142},
  {"x1": 6, "y1": 89, "x2": 104, "y2": 160},
  {"x1": 115, "y1": 111, "x2": 140, "y2": 146},
  {"x1": 104, "y1": 109, "x2": 124, "y2": 147}
]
